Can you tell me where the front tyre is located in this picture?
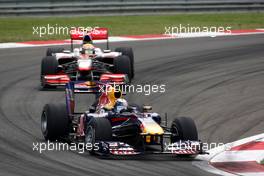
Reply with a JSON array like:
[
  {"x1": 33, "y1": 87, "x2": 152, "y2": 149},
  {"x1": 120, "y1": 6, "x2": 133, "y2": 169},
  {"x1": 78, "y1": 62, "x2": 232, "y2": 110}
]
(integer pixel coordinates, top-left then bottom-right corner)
[
  {"x1": 40, "y1": 56, "x2": 58, "y2": 88},
  {"x1": 85, "y1": 118, "x2": 112, "y2": 155},
  {"x1": 113, "y1": 55, "x2": 132, "y2": 82},
  {"x1": 115, "y1": 47, "x2": 134, "y2": 78},
  {"x1": 41, "y1": 103, "x2": 69, "y2": 141},
  {"x1": 170, "y1": 117, "x2": 198, "y2": 143}
]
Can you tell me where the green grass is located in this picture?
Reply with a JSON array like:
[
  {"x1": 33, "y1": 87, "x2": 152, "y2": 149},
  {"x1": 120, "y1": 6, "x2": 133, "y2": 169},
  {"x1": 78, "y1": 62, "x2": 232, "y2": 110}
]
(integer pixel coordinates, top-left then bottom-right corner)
[
  {"x1": 261, "y1": 159, "x2": 264, "y2": 165},
  {"x1": 0, "y1": 13, "x2": 263, "y2": 42}
]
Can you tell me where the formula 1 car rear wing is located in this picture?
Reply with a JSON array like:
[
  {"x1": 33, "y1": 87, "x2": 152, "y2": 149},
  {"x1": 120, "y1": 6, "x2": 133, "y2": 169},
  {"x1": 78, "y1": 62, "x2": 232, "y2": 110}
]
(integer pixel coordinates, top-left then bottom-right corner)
[
  {"x1": 65, "y1": 74, "x2": 128, "y2": 116},
  {"x1": 70, "y1": 27, "x2": 109, "y2": 51},
  {"x1": 67, "y1": 74, "x2": 128, "y2": 93}
]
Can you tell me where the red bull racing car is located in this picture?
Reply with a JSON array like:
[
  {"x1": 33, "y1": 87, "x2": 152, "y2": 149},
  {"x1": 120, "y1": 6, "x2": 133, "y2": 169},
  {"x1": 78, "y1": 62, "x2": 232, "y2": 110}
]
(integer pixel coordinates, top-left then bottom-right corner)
[
  {"x1": 40, "y1": 27, "x2": 134, "y2": 88},
  {"x1": 41, "y1": 78, "x2": 206, "y2": 156}
]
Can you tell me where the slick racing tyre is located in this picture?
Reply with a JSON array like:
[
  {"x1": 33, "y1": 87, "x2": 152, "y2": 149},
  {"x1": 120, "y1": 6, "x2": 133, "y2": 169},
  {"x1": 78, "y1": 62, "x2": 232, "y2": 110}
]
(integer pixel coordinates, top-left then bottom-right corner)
[
  {"x1": 46, "y1": 47, "x2": 64, "y2": 56},
  {"x1": 115, "y1": 47, "x2": 134, "y2": 78},
  {"x1": 113, "y1": 55, "x2": 132, "y2": 82},
  {"x1": 40, "y1": 56, "x2": 58, "y2": 88},
  {"x1": 170, "y1": 117, "x2": 198, "y2": 143},
  {"x1": 85, "y1": 118, "x2": 112, "y2": 155},
  {"x1": 41, "y1": 103, "x2": 69, "y2": 141}
]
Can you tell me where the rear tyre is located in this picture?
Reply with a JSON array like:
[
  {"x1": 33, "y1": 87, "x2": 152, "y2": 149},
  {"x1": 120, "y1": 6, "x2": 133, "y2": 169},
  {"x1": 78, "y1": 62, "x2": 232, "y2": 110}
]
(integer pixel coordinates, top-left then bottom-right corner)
[
  {"x1": 46, "y1": 47, "x2": 64, "y2": 56},
  {"x1": 40, "y1": 56, "x2": 58, "y2": 88},
  {"x1": 113, "y1": 55, "x2": 132, "y2": 82},
  {"x1": 170, "y1": 117, "x2": 198, "y2": 143},
  {"x1": 85, "y1": 118, "x2": 112, "y2": 154},
  {"x1": 115, "y1": 47, "x2": 134, "y2": 78},
  {"x1": 41, "y1": 103, "x2": 69, "y2": 141}
]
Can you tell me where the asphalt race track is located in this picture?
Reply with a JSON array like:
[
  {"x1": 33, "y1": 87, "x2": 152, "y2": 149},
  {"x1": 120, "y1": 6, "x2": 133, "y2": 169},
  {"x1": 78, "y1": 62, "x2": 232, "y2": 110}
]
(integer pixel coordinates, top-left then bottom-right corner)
[{"x1": 0, "y1": 35, "x2": 264, "y2": 176}]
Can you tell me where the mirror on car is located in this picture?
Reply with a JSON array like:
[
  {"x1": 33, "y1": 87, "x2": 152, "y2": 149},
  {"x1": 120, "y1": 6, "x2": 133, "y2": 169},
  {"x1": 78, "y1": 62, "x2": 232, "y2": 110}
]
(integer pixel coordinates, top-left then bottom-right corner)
[
  {"x1": 143, "y1": 105, "x2": 152, "y2": 112},
  {"x1": 103, "y1": 50, "x2": 111, "y2": 53}
]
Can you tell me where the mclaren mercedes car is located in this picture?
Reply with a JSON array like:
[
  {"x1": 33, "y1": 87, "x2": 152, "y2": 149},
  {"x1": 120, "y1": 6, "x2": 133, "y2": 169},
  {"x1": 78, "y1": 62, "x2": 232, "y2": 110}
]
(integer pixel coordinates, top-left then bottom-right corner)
[
  {"x1": 40, "y1": 27, "x2": 134, "y2": 88},
  {"x1": 41, "y1": 78, "x2": 205, "y2": 156}
]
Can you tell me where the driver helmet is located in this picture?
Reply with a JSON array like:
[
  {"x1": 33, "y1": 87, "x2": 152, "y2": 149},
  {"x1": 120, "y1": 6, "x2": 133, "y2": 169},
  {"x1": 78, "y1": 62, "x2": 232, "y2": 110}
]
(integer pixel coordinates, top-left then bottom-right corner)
[
  {"x1": 83, "y1": 34, "x2": 92, "y2": 44},
  {"x1": 81, "y1": 44, "x2": 95, "y2": 55},
  {"x1": 115, "y1": 98, "x2": 128, "y2": 113}
]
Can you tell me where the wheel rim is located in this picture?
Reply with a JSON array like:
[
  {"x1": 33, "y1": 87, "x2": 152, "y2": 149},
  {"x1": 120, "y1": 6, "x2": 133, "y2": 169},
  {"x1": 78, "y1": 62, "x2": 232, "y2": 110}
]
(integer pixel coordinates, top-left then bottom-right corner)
[
  {"x1": 171, "y1": 124, "x2": 180, "y2": 141},
  {"x1": 41, "y1": 76, "x2": 46, "y2": 88},
  {"x1": 85, "y1": 126, "x2": 94, "y2": 145},
  {"x1": 41, "y1": 111, "x2": 48, "y2": 135}
]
